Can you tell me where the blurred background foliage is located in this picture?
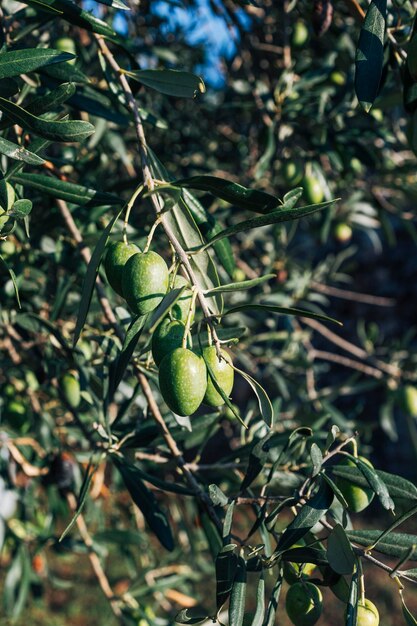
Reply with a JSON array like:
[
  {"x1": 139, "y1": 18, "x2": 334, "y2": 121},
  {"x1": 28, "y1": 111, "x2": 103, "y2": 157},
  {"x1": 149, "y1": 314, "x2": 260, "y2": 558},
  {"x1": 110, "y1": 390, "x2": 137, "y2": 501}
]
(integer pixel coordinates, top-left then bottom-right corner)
[{"x1": 1, "y1": 0, "x2": 417, "y2": 624}]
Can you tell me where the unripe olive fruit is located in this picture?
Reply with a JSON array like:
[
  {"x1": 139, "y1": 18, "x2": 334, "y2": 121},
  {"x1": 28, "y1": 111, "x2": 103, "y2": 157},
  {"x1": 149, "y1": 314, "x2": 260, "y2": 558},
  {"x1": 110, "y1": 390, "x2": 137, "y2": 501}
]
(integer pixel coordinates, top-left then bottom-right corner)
[
  {"x1": 55, "y1": 37, "x2": 77, "y2": 64},
  {"x1": 330, "y1": 71, "x2": 346, "y2": 86},
  {"x1": 122, "y1": 251, "x2": 169, "y2": 315},
  {"x1": 61, "y1": 372, "x2": 81, "y2": 409},
  {"x1": 158, "y1": 348, "x2": 207, "y2": 416},
  {"x1": 285, "y1": 582, "x2": 323, "y2": 626},
  {"x1": 399, "y1": 385, "x2": 417, "y2": 417},
  {"x1": 202, "y1": 346, "x2": 234, "y2": 407},
  {"x1": 4, "y1": 400, "x2": 28, "y2": 428},
  {"x1": 0, "y1": 240, "x2": 16, "y2": 256},
  {"x1": 292, "y1": 21, "x2": 309, "y2": 48},
  {"x1": 333, "y1": 223, "x2": 352, "y2": 244},
  {"x1": 104, "y1": 241, "x2": 140, "y2": 297},
  {"x1": 335, "y1": 456, "x2": 374, "y2": 513},
  {"x1": 232, "y1": 268, "x2": 246, "y2": 283},
  {"x1": 283, "y1": 557, "x2": 316, "y2": 585},
  {"x1": 283, "y1": 161, "x2": 304, "y2": 186},
  {"x1": 356, "y1": 598, "x2": 379, "y2": 626},
  {"x1": 171, "y1": 275, "x2": 194, "y2": 323},
  {"x1": 151, "y1": 318, "x2": 189, "y2": 366},
  {"x1": 302, "y1": 175, "x2": 324, "y2": 204}
]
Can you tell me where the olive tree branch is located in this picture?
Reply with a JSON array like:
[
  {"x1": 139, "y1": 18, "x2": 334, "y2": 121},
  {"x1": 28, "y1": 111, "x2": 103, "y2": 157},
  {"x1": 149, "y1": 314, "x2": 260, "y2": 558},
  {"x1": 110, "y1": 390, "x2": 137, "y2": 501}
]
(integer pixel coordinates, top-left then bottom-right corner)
[
  {"x1": 94, "y1": 35, "x2": 222, "y2": 356},
  {"x1": 55, "y1": 197, "x2": 223, "y2": 534}
]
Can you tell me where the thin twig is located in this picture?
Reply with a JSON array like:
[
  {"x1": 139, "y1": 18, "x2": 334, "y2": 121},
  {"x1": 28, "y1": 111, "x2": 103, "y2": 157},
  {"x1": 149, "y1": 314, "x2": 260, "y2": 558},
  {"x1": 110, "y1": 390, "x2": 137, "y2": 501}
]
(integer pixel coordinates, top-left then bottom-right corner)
[{"x1": 66, "y1": 492, "x2": 123, "y2": 617}]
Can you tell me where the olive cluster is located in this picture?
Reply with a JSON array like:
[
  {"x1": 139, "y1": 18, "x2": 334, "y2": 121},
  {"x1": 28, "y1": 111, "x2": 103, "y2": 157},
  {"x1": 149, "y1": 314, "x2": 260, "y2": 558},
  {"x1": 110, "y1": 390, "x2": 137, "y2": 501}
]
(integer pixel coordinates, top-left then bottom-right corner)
[{"x1": 104, "y1": 242, "x2": 234, "y2": 416}]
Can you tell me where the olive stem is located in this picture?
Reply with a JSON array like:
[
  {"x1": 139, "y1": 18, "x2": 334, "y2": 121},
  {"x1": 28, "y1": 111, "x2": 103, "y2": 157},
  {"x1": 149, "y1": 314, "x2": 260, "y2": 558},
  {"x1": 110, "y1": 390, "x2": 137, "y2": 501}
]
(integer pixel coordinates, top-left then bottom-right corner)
[
  {"x1": 143, "y1": 215, "x2": 163, "y2": 253},
  {"x1": 95, "y1": 35, "x2": 223, "y2": 357},
  {"x1": 123, "y1": 183, "x2": 145, "y2": 245},
  {"x1": 358, "y1": 558, "x2": 365, "y2": 604},
  {"x1": 182, "y1": 288, "x2": 198, "y2": 349}
]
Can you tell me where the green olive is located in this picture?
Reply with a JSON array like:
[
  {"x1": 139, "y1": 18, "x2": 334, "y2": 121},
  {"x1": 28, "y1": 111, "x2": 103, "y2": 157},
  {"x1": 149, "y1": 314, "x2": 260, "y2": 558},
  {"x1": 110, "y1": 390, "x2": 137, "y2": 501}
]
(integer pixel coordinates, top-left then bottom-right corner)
[
  {"x1": 151, "y1": 318, "x2": 189, "y2": 366},
  {"x1": 302, "y1": 175, "x2": 324, "y2": 204},
  {"x1": 283, "y1": 557, "x2": 316, "y2": 585},
  {"x1": 202, "y1": 346, "x2": 234, "y2": 407},
  {"x1": 330, "y1": 71, "x2": 346, "y2": 86},
  {"x1": 55, "y1": 37, "x2": 77, "y2": 64},
  {"x1": 158, "y1": 348, "x2": 207, "y2": 416},
  {"x1": 4, "y1": 400, "x2": 28, "y2": 429},
  {"x1": 171, "y1": 275, "x2": 194, "y2": 323},
  {"x1": 335, "y1": 456, "x2": 374, "y2": 513},
  {"x1": 283, "y1": 161, "x2": 304, "y2": 186},
  {"x1": 122, "y1": 251, "x2": 169, "y2": 315},
  {"x1": 61, "y1": 372, "x2": 81, "y2": 409},
  {"x1": 285, "y1": 581, "x2": 323, "y2": 626},
  {"x1": 292, "y1": 21, "x2": 309, "y2": 48},
  {"x1": 333, "y1": 223, "x2": 352, "y2": 244},
  {"x1": 104, "y1": 241, "x2": 140, "y2": 296},
  {"x1": 356, "y1": 598, "x2": 379, "y2": 626},
  {"x1": 399, "y1": 385, "x2": 417, "y2": 417}
]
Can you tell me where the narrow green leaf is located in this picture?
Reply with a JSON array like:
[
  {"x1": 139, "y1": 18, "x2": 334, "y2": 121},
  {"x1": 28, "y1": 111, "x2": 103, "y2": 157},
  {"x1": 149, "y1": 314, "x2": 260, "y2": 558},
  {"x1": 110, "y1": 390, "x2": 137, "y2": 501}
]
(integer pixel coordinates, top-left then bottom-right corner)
[
  {"x1": 0, "y1": 97, "x2": 94, "y2": 142},
  {"x1": 21, "y1": 0, "x2": 124, "y2": 42},
  {"x1": 183, "y1": 188, "x2": 236, "y2": 277},
  {"x1": 92, "y1": 0, "x2": 129, "y2": 9},
  {"x1": 209, "y1": 484, "x2": 228, "y2": 507},
  {"x1": 0, "y1": 254, "x2": 20, "y2": 307},
  {"x1": 73, "y1": 209, "x2": 123, "y2": 346},
  {"x1": 364, "y1": 504, "x2": 417, "y2": 552},
  {"x1": 355, "y1": 0, "x2": 387, "y2": 112},
  {"x1": 124, "y1": 69, "x2": 205, "y2": 98},
  {"x1": 108, "y1": 315, "x2": 147, "y2": 400},
  {"x1": 282, "y1": 187, "x2": 303, "y2": 209},
  {"x1": 276, "y1": 479, "x2": 334, "y2": 553},
  {"x1": 223, "y1": 501, "x2": 235, "y2": 543},
  {"x1": 325, "y1": 424, "x2": 340, "y2": 452},
  {"x1": 175, "y1": 175, "x2": 280, "y2": 213},
  {"x1": 321, "y1": 471, "x2": 349, "y2": 509},
  {"x1": 11, "y1": 173, "x2": 121, "y2": 207},
  {"x1": 0, "y1": 136, "x2": 45, "y2": 165},
  {"x1": 330, "y1": 466, "x2": 417, "y2": 501},
  {"x1": 148, "y1": 286, "x2": 187, "y2": 333},
  {"x1": 229, "y1": 555, "x2": 246, "y2": 626},
  {"x1": 310, "y1": 443, "x2": 323, "y2": 477},
  {"x1": 223, "y1": 303, "x2": 342, "y2": 326},
  {"x1": 327, "y1": 524, "x2": 356, "y2": 575},
  {"x1": 346, "y1": 530, "x2": 417, "y2": 560},
  {"x1": 0, "y1": 48, "x2": 74, "y2": 80},
  {"x1": 148, "y1": 150, "x2": 223, "y2": 315},
  {"x1": 112, "y1": 457, "x2": 174, "y2": 551},
  {"x1": 59, "y1": 456, "x2": 100, "y2": 541},
  {"x1": 401, "y1": 595, "x2": 417, "y2": 626},
  {"x1": 216, "y1": 544, "x2": 238, "y2": 610},
  {"x1": 6, "y1": 137, "x2": 51, "y2": 180},
  {"x1": 233, "y1": 365, "x2": 274, "y2": 428},
  {"x1": 281, "y1": 546, "x2": 329, "y2": 567},
  {"x1": 354, "y1": 456, "x2": 395, "y2": 512},
  {"x1": 250, "y1": 572, "x2": 265, "y2": 626},
  {"x1": 198, "y1": 200, "x2": 337, "y2": 250},
  {"x1": 263, "y1": 573, "x2": 283, "y2": 626},
  {"x1": 345, "y1": 565, "x2": 359, "y2": 626},
  {"x1": 205, "y1": 274, "x2": 275, "y2": 296},
  {"x1": 240, "y1": 434, "x2": 271, "y2": 492}
]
